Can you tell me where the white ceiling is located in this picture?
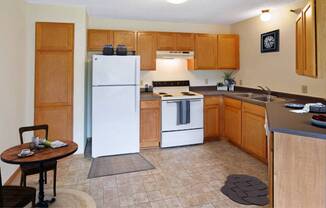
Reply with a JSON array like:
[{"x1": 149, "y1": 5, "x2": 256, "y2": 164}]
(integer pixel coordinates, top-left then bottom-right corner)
[{"x1": 25, "y1": 0, "x2": 298, "y2": 24}]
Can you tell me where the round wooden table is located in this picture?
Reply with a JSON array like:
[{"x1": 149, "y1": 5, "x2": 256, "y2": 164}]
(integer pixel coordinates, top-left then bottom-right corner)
[{"x1": 1, "y1": 141, "x2": 78, "y2": 208}]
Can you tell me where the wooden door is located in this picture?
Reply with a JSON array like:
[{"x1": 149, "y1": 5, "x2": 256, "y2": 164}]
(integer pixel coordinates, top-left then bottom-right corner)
[
  {"x1": 224, "y1": 98, "x2": 242, "y2": 146},
  {"x1": 303, "y1": 0, "x2": 317, "y2": 77},
  {"x1": 176, "y1": 33, "x2": 194, "y2": 51},
  {"x1": 217, "y1": 34, "x2": 239, "y2": 69},
  {"x1": 296, "y1": 13, "x2": 304, "y2": 75},
  {"x1": 194, "y1": 34, "x2": 217, "y2": 69},
  {"x1": 113, "y1": 30, "x2": 136, "y2": 51},
  {"x1": 137, "y1": 32, "x2": 157, "y2": 71},
  {"x1": 242, "y1": 102, "x2": 267, "y2": 162},
  {"x1": 35, "y1": 22, "x2": 74, "y2": 141},
  {"x1": 87, "y1": 29, "x2": 113, "y2": 51},
  {"x1": 140, "y1": 100, "x2": 161, "y2": 148},
  {"x1": 157, "y1": 32, "x2": 176, "y2": 51},
  {"x1": 204, "y1": 96, "x2": 220, "y2": 141}
]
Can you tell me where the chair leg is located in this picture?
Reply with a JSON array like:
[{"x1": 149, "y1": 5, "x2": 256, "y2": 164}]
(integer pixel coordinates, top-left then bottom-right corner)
[
  {"x1": 32, "y1": 193, "x2": 36, "y2": 208},
  {"x1": 23, "y1": 174, "x2": 27, "y2": 187},
  {"x1": 44, "y1": 171, "x2": 47, "y2": 184},
  {"x1": 20, "y1": 173, "x2": 24, "y2": 186},
  {"x1": 53, "y1": 168, "x2": 57, "y2": 197}
]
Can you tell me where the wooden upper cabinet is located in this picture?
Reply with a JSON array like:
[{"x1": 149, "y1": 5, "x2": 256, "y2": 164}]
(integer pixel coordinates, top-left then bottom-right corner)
[
  {"x1": 113, "y1": 31, "x2": 136, "y2": 51},
  {"x1": 303, "y1": 0, "x2": 317, "y2": 77},
  {"x1": 194, "y1": 34, "x2": 218, "y2": 69},
  {"x1": 176, "y1": 33, "x2": 194, "y2": 51},
  {"x1": 137, "y1": 32, "x2": 157, "y2": 71},
  {"x1": 296, "y1": 13, "x2": 304, "y2": 75},
  {"x1": 88, "y1": 29, "x2": 113, "y2": 51},
  {"x1": 157, "y1": 32, "x2": 176, "y2": 51},
  {"x1": 296, "y1": 0, "x2": 317, "y2": 77},
  {"x1": 36, "y1": 23, "x2": 74, "y2": 51},
  {"x1": 217, "y1": 34, "x2": 239, "y2": 69}
]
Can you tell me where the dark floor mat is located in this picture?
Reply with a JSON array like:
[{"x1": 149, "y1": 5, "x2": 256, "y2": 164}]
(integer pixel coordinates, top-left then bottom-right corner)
[
  {"x1": 88, "y1": 153, "x2": 155, "y2": 179},
  {"x1": 221, "y1": 174, "x2": 269, "y2": 206}
]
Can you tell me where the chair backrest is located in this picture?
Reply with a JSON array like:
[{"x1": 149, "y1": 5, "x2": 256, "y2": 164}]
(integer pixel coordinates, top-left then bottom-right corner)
[{"x1": 19, "y1": 124, "x2": 49, "y2": 144}]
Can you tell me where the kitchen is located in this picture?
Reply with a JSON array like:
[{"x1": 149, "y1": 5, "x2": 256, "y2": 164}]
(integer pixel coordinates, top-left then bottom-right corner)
[{"x1": 0, "y1": 0, "x2": 325, "y2": 208}]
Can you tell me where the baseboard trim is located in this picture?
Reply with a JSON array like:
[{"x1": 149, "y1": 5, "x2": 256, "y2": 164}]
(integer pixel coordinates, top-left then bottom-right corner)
[{"x1": 5, "y1": 167, "x2": 20, "y2": 185}]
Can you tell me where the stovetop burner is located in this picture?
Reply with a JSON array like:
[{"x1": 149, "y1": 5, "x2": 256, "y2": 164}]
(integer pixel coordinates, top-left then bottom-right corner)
[
  {"x1": 181, "y1": 92, "x2": 196, "y2": 96},
  {"x1": 163, "y1": 94, "x2": 173, "y2": 97},
  {"x1": 158, "y1": 92, "x2": 167, "y2": 95}
]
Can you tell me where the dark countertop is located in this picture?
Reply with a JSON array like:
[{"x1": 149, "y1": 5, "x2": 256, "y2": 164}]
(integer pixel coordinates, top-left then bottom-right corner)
[
  {"x1": 266, "y1": 101, "x2": 326, "y2": 140},
  {"x1": 140, "y1": 92, "x2": 161, "y2": 101},
  {"x1": 191, "y1": 86, "x2": 326, "y2": 140}
]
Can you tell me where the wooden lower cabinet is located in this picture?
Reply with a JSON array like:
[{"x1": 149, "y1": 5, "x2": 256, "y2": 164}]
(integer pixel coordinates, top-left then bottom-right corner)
[
  {"x1": 273, "y1": 133, "x2": 326, "y2": 207},
  {"x1": 241, "y1": 102, "x2": 267, "y2": 163},
  {"x1": 224, "y1": 98, "x2": 242, "y2": 146},
  {"x1": 204, "y1": 96, "x2": 221, "y2": 141},
  {"x1": 140, "y1": 100, "x2": 161, "y2": 148}
]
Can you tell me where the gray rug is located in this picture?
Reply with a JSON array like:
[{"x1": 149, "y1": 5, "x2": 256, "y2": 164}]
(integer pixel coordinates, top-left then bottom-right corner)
[
  {"x1": 221, "y1": 175, "x2": 269, "y2": 206},
  {"x1": 88, "y1": 154, "x2": 155, "y2": 179}
]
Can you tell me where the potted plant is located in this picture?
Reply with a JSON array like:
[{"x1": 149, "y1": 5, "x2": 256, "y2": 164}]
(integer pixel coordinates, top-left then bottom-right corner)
[{"x1": 223, "y1": 72, "x2": 236, "y2": 91}]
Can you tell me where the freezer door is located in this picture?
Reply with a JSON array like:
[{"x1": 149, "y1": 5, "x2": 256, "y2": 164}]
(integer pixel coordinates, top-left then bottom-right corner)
[
  {"x1": 92, "y1": 86, "x2": 140, "y2": 157},
  {"x1": 92, "y1": 55, "x2": 140, "y2": 86}
]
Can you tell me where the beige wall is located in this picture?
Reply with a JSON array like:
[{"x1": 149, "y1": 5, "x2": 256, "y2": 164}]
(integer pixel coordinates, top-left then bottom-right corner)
[
  {"x1": 231, "y1": 0, "x2": 326, "y2": 98},
  {"x1": 25, "y1": 4, "x2": 87, "y2": 153},
  {"x1": 0, "y1": 0, "x2": 27, "y2": 182},
  {"x1": 88, "y1": 17, "x2": 232, "y2": 86}
]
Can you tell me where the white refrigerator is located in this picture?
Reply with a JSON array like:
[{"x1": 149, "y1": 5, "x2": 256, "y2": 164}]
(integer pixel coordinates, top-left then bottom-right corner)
[{"x1": 92, "y1": 55, "x2": 140, "y2": 158}]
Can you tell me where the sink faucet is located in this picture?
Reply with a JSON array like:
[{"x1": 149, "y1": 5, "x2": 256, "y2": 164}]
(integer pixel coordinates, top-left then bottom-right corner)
[{"x1": 257, "y1": 86, "x2": 272, "y2": 96}]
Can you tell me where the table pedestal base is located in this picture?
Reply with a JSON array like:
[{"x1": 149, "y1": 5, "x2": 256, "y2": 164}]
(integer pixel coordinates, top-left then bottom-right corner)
[{"x1": 36, "y1": 162, "x2": 56, "y2": 208}]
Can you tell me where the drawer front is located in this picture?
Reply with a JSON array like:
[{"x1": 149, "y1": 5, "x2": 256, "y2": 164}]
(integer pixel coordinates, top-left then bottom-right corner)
[
  {"x1": 205, "y1": 96, "x2": 220, "y2": 106},
  {"x1": 224, "y1": 97, "x2": 241, "y2": 109},
  {"x1": 242, "y1": 102, "x2": 265, "y2": 117},
  {"x1": 141, "y1": 100, "x2": 160, "y2": 109}
]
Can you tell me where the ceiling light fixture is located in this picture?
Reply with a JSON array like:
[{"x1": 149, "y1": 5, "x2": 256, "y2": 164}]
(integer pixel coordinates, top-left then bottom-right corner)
[
  {"x1": 260, "y1": 9, "x2": 272, "y2": 22},
  {"x1": 166, "y1": 0, "x2": 188, "y2": 4}
]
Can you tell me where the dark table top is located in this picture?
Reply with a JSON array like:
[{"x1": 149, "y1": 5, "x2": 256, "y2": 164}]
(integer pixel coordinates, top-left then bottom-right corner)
[{"x1": 1, "y1": 141, "x2": 78, "y2": 164}]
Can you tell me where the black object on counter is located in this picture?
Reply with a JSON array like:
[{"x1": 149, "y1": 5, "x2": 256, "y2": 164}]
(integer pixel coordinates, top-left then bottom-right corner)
[
  {"x1": 103, "y1": 45, "x2": 114, "y2": 55},
  {"x1": 116, "y1": 45, "x2": 128, "y2": 56}
]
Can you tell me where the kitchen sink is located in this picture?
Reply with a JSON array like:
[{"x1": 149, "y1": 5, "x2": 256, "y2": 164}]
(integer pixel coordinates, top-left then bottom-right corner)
[
  {"x1": 251, "y1": 95, "x2": 286, "y2": 103},
  {"x1": 231, "y1": 93, "x2": 255, "y2": 98}
]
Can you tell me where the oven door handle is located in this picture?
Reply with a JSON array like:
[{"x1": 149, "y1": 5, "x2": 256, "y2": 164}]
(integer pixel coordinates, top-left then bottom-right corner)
[{"x1": 166, "y1": 99, "x2": 202, "y2": 103}]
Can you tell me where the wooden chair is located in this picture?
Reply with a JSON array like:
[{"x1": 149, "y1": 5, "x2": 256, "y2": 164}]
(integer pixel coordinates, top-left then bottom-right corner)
[
  {"x1": 0, "y1": 169, "x2": 36, "y2": 207},
  {"x1": 19, "y1": 124, "x2": 57, "y2": 196}
]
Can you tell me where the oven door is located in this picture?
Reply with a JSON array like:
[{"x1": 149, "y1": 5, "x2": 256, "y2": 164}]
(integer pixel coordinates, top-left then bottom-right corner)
[{"x1": 162, "y1": 98, "x2": 203, "y2": 132}]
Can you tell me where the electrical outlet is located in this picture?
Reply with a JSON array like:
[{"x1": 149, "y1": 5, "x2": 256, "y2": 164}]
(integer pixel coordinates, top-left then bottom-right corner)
[
  {"x1": 239, "y1": 80, "x2": 243, "y2": 86},
  {"x1": 205, "y1": 79, "x2": 209, "y2": 84},
  {"x1": 301, "y1": 85, "x2": 308, "y2": 94}
]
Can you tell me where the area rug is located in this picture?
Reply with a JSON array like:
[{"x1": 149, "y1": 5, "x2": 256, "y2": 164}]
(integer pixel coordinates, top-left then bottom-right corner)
[
  {"x1": 45, "y1": 189, "x2": 96, "y2": 208},
  {"x1": 88, "y1": 153, "x2": 155, "y2": 179},
  {"x1": 221, "y1": 174, "x2": 269, "y2": 206}
]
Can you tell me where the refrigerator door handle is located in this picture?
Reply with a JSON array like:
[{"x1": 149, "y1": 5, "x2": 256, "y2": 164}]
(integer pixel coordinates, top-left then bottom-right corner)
[{"x1": 135, "y1": 58, "x2": 140, "y2": 112}]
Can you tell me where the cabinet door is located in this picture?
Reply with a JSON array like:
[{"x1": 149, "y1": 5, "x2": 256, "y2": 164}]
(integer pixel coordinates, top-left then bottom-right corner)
[
  {"x1": 140, "y1": 100, "x2": 161, "y2": 148},
  {"x1": 303, "y1": 0, "x2": 317, "y2": 77},
  {"x1": 88, "y1": 30, "x2": 113, "y2": 51},
  {"x1": 296, "y1": 13, "x2": 304, "y2": 75},
  {"x1": 242, "y1": 111, "x2": 267, "y2": 162},
  {"x1": 157, "y1": 32, "x2": 176, "y2": 51},
  {"x1": 194, "y1": 34, "x2": 218, "y2": 69},
  {"x1": 113, "y1": 31, "x2": 136, "y2": 51},
  {"x1": 35, "y1": 23, "x2": 74, "y2": 141},
  {"x1": 224, "y1": 98, "x2": 242, "y2": 146},
  {"x1": 176, "y1": 33, "x2": 194, "y2": 51},
  {"x1": 204, "y1": 105, "x2": 220, "y2": 140},
  {"x1": 137, "y1": 32, "x2": 157, "y2": 71},
  {"x1": 217, "y1": 34, "x2": 239, "y2": 69}
]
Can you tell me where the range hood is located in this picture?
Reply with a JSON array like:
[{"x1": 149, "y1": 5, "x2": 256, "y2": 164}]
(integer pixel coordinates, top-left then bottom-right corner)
[{"x1": 156, "y1": 51, "x2": 194, "y2": 59}]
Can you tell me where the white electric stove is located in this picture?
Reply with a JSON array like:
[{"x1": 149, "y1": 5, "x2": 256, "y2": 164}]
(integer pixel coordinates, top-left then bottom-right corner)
[{"x1": 153, "y1": 81, "x2": 204, "y2": 148}]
